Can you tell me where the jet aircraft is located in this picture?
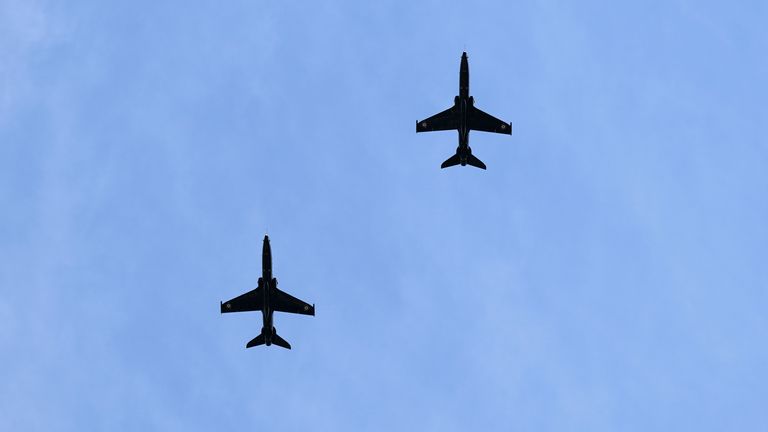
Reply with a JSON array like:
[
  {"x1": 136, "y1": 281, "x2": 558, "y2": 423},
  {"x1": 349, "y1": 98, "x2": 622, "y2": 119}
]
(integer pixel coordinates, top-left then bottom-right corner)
[
  {"x1": 416, "y1": 52, "x2": 512, "y2": 169},
  {"x1": 220, "y1": 235, "x2": 315, "y2": 349}
]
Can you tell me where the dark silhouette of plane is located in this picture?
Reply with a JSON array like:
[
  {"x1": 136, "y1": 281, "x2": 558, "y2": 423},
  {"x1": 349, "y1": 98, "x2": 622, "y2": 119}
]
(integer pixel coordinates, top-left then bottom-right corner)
[
  {"x1": 220, "y1": 235, "x2": 315, "y2": 349},
  {"x1": 416, "y1": 52, "x2": 512, "y2": 169}
]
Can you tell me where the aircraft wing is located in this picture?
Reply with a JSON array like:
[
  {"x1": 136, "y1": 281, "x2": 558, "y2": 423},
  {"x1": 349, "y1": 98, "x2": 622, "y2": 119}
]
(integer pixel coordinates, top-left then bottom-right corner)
[
  {"x1": 416, "y1": 106, "x2": 458, "y2": 132},
  {"x1": 469, "y1": 106, "x2": 512, "y2": 134},
  {"x1": 273, "y1": 288, "x2": 315, "y2": 316},
  {"x1": 221, "y1": 287, "x2": 263, "y2": 313}
]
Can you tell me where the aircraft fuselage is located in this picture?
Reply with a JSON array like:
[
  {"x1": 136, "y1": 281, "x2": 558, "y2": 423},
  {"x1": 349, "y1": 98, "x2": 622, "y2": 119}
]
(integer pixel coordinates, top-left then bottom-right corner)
[
  {"x1": 456, "y1": 52, "x2": 473, "y2": 165},
  {"x1": 261, "y1": 236, "x2": 275, "y2": 345}
]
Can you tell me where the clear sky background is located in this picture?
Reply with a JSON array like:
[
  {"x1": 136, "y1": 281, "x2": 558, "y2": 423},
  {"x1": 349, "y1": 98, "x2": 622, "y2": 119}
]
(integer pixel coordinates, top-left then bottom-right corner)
[{"x1": 1, "y1": 0, "x2": 767, "y2": 430}]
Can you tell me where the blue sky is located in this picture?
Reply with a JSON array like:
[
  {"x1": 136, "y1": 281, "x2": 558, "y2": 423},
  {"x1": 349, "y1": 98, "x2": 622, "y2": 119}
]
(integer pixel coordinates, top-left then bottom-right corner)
[{"x1": 1, "y1": 0, "x2": 767, "y2": 430}]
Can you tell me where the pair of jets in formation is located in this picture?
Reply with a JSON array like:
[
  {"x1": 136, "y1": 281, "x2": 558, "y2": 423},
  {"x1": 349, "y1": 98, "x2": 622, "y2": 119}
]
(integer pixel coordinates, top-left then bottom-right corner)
[{"x1": 221, "y1": 52, "x2": 513, "y2": 349}]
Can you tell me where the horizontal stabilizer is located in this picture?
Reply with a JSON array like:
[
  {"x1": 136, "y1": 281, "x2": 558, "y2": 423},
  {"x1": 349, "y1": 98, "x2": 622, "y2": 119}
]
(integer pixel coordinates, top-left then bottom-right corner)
[
  {"x1": 246, "y1": 334, "x2": 265, "y2": 348},
  {"x1": 271, "y1": 330, "x2": 291, "y2": 350},
  {"x1": 440, "y1": 153, "x2": 462, "y2": 169},
  {"x1": 466, "y1": 154, "x2": 486, "y2": 170}
]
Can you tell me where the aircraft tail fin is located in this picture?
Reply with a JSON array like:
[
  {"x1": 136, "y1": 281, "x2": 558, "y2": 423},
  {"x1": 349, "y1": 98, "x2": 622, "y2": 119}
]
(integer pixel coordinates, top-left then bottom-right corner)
[
  {"x1": 271, "y1": 330, "x2": 292, "y2": 350},
  {"x1": 246, "y1": 334, "x2": 265, "y2": 348},
  {"x1": 440, "y1": 153, "x2": 462, "y2": 169},
  {"x1": 466, "y1": 154, "x2": 486, "y2": 170}
]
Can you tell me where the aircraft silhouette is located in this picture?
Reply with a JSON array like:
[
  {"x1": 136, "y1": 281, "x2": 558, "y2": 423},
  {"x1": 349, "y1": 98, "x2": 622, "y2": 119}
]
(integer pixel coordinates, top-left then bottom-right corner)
[
  {"x1": 220, "y1": 235, "x2": 315, "y2": 349},
  {"x1": 417, "y1": 52, "x2": 512, "y2": 169}
]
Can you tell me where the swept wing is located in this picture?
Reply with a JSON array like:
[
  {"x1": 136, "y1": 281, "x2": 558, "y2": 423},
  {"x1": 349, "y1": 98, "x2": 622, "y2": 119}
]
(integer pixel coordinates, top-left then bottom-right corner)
[
  {"x1": 469, "y1": 106, "x2": 512, "y2": 134},
  {"x1": 416, "y1": 106, "x2": 458, "y2": 132},
  {"x1": 221, "y1": 287, "x2": 262, "y2": 313},
  {"x1": 273, "y1": 288, "x2": 315, "y2": 316}
]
